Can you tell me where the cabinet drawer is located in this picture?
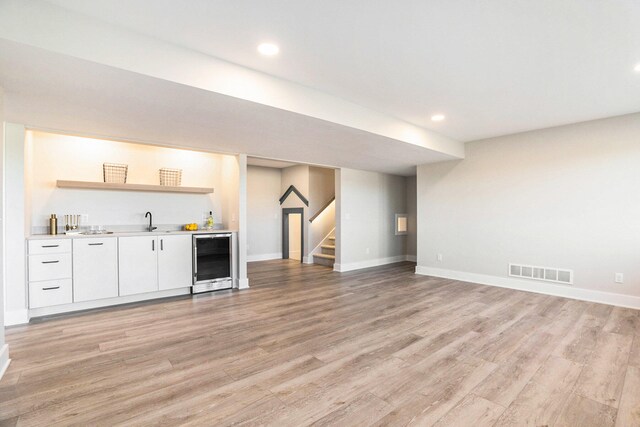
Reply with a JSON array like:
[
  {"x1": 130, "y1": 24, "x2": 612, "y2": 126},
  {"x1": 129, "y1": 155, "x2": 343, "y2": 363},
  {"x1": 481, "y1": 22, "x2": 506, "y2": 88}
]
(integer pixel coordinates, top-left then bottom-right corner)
[
  {"x1": 29, "y1": 279, "x2": 73, "y2": 308},
  {"x1": 29, "y1": 239, "x2": 71, "y2": 255},
  {"x1": 29, "y1": 253, "x2": 72, "y2": 281}
]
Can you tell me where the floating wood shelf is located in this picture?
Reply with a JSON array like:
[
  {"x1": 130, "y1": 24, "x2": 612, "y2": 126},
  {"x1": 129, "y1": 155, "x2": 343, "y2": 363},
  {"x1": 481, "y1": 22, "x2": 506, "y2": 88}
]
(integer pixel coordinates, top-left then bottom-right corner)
[{"x1": 56, "y1": 180, "x2": 214, "y2": 194}]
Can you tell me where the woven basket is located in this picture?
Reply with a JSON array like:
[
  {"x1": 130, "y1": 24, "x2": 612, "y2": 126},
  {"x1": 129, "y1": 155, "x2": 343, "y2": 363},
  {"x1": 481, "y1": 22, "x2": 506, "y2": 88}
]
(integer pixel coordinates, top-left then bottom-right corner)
[
  {"x1": 159, "y1": 168, "x2": 182, "y2": 186},
  {"x1": 103, "y1": 163, "x2": 128, "y2": 184}
]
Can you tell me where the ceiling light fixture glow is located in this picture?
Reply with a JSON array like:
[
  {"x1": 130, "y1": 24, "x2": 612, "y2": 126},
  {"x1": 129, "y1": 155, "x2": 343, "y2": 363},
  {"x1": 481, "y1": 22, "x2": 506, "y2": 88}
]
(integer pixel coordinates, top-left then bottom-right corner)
[
  {"x1": 258, "y1": 43, "x2": 279, "y2": 56},
  {"x1": 634, "y1": 63, "x2": 640, "y2": 73},
  {"x1": 431, "y1": 114, "x2": 446, "y2": 122}
]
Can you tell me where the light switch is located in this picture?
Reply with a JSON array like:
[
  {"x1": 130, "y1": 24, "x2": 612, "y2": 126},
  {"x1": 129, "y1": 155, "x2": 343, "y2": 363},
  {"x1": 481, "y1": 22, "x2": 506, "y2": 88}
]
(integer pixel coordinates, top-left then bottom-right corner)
[{"x1": 615, "y1": 273, "x2": 624, "y2": 284}]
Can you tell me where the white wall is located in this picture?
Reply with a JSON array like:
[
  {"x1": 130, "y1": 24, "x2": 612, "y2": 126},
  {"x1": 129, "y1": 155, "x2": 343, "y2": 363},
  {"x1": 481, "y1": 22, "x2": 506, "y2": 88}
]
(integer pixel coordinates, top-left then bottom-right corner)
[
  {"x1": 0, "y1": 89, "x2": 8, "y2": 378},
  {"x1": 4, "y1": 123, "x2": 26, "y2": 325},
  {"x1": 336, "y1": 168, "x2": 407, "y2": 271},
  {"x1": 406, "y1": 176, "x2": 417, "y2": 260},
  {"x1": 309, "y1": 167, "x2": 335, "y2": 214},
  {"x1": 247, "y1": 166, "x2": 282, "y2": 261},
  {"x1": 27, "y1": 131, "x2": 232, "y2": 232},
  {"x1": 416, "y1": 113, "x2": 640, "y2": 307}
]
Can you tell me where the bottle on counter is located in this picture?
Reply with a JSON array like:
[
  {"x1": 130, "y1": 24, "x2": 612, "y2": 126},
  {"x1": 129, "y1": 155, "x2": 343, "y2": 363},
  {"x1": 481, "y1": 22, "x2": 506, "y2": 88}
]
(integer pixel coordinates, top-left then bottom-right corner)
[
  {"x1": 206, "y1": 211, "x2": 214, "y2": 230},
  {"x1": 49, "y1": 214, "x2": 58, "y2": 235}
]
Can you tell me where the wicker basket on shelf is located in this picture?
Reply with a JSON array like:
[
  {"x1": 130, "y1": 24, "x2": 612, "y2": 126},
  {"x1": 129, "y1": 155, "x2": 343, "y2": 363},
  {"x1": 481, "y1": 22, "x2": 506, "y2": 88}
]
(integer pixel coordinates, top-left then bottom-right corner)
[
  {"x1": 159, "y1": 168, "x2": 182, "y2": 186},
  {"x1": 103, "y1": 163, "x2": 128, "y2": 184}
]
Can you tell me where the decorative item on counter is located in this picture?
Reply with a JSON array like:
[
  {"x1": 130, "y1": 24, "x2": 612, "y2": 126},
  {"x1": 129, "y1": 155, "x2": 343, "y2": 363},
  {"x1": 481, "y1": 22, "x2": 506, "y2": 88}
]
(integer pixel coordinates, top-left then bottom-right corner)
[
  {"x1": 64, "y1": 214, "x2": 81, "y2": 234},
  {"x1": 184, "y1": 223, "x2": 199, "y2": 231},
  {"x1": 103, "y1": 163, "x2": 128, "y2": 184},
  {"x1": 48, "y1": 214, "x2": 58, "y2": 235},
  {"x1": 205, "y1": 211, "x2": 214, "y2": 230},
  {"x1": 159, "y1": 168, "x2": 182, "y2": 187}
]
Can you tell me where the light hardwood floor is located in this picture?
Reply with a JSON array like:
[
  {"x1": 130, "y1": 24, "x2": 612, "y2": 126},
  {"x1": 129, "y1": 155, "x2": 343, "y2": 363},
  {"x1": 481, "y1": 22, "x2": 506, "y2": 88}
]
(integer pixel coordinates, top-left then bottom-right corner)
[{"x1": 2, "y1": 260, "x2": 640, "y2": 426}]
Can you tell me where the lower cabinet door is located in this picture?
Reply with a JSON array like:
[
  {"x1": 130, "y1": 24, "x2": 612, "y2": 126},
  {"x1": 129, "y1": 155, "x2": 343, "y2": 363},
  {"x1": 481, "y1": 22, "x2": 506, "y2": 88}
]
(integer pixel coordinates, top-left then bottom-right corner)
[
  {"x1": 119, "y1": 236, "x2": 159, "y2": 296},
  {"x1": 29, "y1": 279, "x2": 73, "y2": 308},
  {"x1": 73, "y1": 238, "x2": 119, "y2": 302},
  {"x1": 158, "y1": 234, "x2": 193, "y2": 290}
]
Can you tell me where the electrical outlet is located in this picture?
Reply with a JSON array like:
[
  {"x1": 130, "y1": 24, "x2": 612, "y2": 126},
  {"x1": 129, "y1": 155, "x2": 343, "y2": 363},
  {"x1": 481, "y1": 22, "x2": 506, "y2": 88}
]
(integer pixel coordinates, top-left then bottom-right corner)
[
  {"x1": 437, "y1": 253, "x2": 443, "y2": 262},
  {"x1": 365, "y1": 247, "x2": 370, "y2": 255},
  {"x1": 615, "y1": 273, "x2": 624, "y2": 284}
]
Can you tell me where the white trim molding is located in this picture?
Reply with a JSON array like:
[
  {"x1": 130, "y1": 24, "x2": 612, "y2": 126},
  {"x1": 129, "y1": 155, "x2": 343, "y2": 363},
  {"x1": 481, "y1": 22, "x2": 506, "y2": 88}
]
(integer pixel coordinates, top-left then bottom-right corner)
[
  {"x1": 415, "y1": 266, "x2": 640, "y2": 310},
  {"x1": 334, "y1": 255, "x2": 409, "y2": 272},
  {"x1": 237, "y1": 278, "x2": 250, "y2": 290},
  {"x1": 0, "y1": 344, "x2": 10, "y2": 382},
  {"x1": 29, "y1": 288, "x2": 191, "y2": 319},
  {"x1": 5, "y1": 309, "x2": 29, "y2": 326},
  {"x1": 247, "y1": 253, "x2": 282, "y2": 262}
]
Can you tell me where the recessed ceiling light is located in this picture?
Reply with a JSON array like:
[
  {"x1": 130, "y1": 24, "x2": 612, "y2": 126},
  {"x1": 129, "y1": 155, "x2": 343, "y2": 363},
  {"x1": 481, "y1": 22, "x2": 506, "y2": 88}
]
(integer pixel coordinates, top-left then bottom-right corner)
[
  {"x1": 634, "y1": 63, "x2": 640, "y2": 73},
  {"x1": 258, "y1": 43, "x2": 279, "y2": 56},
  {"x1": 431, "y1": 114, "x2": 446, "y2": 122}
]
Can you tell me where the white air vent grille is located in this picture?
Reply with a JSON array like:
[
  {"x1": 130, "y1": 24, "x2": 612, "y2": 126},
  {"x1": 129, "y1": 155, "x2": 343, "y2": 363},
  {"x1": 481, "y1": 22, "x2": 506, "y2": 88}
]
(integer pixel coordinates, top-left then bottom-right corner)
[{"x1": 509, "y1": 263, "x2": 573, "y2": 285}]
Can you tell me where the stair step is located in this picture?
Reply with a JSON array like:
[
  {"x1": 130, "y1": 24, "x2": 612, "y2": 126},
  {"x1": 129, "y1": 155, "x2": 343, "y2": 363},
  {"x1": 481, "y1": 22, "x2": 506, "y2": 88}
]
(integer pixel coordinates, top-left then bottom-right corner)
[
  {"x1": 328, "y1": 236, "x2": 335, "y2": 241},
  {"x1": 321, "y1": 244, "x2": 335, "y2": 250},
  {"x1": 314, "y1": 253, "x2": 335, "y2": 260}
]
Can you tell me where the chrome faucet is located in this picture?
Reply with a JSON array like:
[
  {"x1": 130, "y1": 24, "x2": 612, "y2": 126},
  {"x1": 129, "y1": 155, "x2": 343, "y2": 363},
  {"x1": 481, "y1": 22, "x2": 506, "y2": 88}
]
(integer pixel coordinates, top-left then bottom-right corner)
[{"x1": 145, "y1": 212, "x2": 157, "y2": 232}]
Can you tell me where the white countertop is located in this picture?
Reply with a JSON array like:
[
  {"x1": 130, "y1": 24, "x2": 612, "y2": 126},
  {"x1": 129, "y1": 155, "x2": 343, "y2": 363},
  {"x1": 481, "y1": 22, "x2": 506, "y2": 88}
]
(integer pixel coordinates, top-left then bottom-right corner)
[{"x1": 28, "y1": 229, "x2": 237, "y2": 240}]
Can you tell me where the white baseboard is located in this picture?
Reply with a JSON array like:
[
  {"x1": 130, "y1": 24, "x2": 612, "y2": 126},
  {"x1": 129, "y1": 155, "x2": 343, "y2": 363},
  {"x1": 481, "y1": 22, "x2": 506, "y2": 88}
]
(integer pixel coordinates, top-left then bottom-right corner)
[
  {"x1": 415, "y1": 266, "x2": 640, "y2": 310},
  {"x1": 0, "y1": 344, "x2": 10, "y2": 382},
  {"x1": 247, "y1": 253, "x2": 281, "y2": 262},
  {"x1": 29, "y1": 288, "x2": 191, "y2": 319},
  {"x1": 334, "y1": 255, "x2": 408, "y2": 272},
  {"x1": 406, "y1": 255, "x2": 417, "y2": 262},
  {"x1": 5, "y1": 309, "x2": 29, "y2": 326},
  {"x1": 302, "y1": 256, "x2": 313, "y2": 264},
  {"x1": 238, "y1": 278, "x2": 250, "y2": 289}
]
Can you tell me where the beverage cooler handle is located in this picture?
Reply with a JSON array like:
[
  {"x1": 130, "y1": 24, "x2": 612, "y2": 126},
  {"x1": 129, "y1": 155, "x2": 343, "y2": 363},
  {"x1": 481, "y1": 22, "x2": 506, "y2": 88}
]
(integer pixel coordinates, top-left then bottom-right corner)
[{"x1": 193, "y1": 245, "x2": 198, "y2": 276}]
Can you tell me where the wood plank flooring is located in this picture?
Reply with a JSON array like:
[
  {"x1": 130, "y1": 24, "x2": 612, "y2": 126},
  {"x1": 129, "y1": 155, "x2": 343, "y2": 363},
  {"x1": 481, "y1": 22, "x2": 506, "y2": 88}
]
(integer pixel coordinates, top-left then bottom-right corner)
[{"x1": 2, "y1": 260, "x2": 640, "y2": 426}]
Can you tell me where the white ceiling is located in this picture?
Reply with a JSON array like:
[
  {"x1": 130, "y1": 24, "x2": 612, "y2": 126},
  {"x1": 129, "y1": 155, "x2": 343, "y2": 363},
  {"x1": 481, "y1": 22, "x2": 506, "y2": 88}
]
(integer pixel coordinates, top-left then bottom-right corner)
[
  {"x1": 44, "y1": 0, "x2": 640, "y2": 142},
  {"x1": 0, "y1": 39, "x2": 454, "y2": 175}
]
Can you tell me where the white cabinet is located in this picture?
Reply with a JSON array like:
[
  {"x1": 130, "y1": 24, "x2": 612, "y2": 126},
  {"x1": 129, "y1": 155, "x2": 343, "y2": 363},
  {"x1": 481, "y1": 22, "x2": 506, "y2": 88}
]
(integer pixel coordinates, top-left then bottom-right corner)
[
  {"x1": 29, "y1": 253, "x2": 72, "y2": 282},
  {"x1": 29, "y1": 279, "x2": 73, "y2": 308},
  {"x1": 158, "y1": 235, "x2": 193, "y2": 290},
  {"x1": 28, "y1": 239, "x2": 71, "y2": 255},
  {"x1": 73, "y1": 238, "x2": 119, "y2": 302},
  {"x1": 28, "y1": 239, "x2": 73, "y2": 308},
  {"x1": 119, "y1": 235, "x2": 159, "y2": 296}
]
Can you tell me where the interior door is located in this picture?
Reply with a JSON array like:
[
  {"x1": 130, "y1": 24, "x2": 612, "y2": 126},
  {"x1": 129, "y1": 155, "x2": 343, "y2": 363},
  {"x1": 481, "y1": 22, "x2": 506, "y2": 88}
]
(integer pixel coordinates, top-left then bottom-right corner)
[
  {"x1": 282, "y1": 208, "x2": 304, "y2": 261},
  {"x1": 119, "y1": 236, "x2": 158, "y2": 296},
  {"x1": 158, "y1": 234, "x2": 193, "y2": 290}
]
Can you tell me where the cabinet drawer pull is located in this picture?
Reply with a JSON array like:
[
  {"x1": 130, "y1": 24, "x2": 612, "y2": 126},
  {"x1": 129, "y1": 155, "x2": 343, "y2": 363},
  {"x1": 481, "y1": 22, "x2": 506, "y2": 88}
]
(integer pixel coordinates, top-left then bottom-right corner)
[
  {"x1": 152, "y1": 240, "x2": 155, "y2": 251},
  {"x1": 161, "y1": 239, "x2": 164, "y2": 251},
  {"x1": 41, "y1": 244, "x2": 60, "y2": 248},
  {"x1": 88, "y1": 243, "x2": 104, "y2": 246},
  {"x1": 41, "y1": 260, "x2": 60, "y2": 264},
  {"x1": 42, "y1": 286, "x2": 60, "y2": 291}
]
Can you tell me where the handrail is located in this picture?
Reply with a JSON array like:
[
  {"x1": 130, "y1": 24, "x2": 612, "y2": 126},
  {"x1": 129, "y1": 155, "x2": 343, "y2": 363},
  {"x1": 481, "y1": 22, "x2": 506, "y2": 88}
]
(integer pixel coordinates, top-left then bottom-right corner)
[{"x1": 309, "y1": 196, "x2": 335, "y2": 223}]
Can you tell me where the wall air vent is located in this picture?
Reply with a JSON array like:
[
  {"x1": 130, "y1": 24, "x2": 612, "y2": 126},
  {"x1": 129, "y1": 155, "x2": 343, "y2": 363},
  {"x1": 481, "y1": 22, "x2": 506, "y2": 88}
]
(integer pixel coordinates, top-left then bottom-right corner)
[{"x1": 509, "y1": 263, "x2": 573, "y2": 285}]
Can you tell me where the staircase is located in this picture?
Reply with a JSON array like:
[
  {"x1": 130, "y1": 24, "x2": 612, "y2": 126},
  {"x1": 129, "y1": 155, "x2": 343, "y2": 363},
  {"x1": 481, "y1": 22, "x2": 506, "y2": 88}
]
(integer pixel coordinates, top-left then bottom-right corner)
[{"x1": 314, "y1": 236, "x2": 335, "y2": 267}]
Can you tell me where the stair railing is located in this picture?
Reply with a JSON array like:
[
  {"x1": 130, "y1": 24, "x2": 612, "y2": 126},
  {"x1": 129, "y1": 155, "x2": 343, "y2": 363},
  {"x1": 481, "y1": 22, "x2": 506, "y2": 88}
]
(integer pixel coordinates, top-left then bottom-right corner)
[{"x1": 309, "y1": 196, "x2": 335, "y2": 223}]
